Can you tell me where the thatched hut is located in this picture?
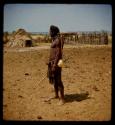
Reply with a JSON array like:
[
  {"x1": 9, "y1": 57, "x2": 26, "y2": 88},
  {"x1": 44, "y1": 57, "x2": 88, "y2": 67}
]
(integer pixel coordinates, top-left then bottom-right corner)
[{"x1": 5, "y1": 29, "x2": 34, "y2": 47}]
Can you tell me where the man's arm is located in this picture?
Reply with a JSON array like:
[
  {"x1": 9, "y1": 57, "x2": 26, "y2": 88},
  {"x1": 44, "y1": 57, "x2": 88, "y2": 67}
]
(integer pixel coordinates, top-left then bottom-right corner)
[{"x1": 53, "y1": 38, "x2": 61, "y2": 68}]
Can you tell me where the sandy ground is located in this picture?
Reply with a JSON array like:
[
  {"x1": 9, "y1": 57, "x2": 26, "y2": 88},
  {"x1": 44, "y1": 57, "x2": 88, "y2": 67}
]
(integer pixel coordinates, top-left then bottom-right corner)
[{"x1": 3, "y1": 44, "x2": 112, "y2": 121}]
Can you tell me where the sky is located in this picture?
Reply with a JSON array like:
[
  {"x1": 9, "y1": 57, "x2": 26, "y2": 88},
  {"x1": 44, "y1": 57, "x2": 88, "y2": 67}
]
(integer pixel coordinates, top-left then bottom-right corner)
[{"x1": 4, "y1": 4, "x2": 112, "y2": 33}]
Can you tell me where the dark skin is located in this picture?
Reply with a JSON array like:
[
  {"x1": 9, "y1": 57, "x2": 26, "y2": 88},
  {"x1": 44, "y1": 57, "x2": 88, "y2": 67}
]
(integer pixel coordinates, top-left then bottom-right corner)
[
  {"x1": 49, "y1": 37, "x2": 61, "y2": 98},
  {"x1": 47, "y1": 25, "x2": 65, "y2": 104}
]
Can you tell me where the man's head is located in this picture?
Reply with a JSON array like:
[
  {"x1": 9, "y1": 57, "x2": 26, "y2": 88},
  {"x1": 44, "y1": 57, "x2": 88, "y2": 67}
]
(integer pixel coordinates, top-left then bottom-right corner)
[{"x1": 49, "y1": 25, "x2": 60, "y2": 38}]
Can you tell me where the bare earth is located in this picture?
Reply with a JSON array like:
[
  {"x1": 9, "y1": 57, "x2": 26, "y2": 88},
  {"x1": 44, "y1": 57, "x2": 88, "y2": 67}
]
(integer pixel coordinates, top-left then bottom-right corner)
[{"x1": 3, "y1": 45, "x2": 112, "y2": 121}]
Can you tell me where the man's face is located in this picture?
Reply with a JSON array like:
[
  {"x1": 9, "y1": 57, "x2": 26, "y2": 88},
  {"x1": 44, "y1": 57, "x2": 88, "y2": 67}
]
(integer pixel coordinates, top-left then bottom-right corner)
[{"x1": 49, "y1": 29, "x2": 54, "y2": 38}]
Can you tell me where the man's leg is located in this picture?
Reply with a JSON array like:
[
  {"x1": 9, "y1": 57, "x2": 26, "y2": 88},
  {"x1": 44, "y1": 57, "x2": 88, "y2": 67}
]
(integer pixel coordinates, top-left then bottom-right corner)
[
  {"x1": 56, "y1": 68, "x2": 65, "y2": 104},
  {"x1": 58, "y1": 82, "x2": 65, "y2": 104},
  {"x1": 54, "y1": 82, "x2": 59, "y2": 98},
  {"x1": 47, "y1": 77, "x2": 59, "y2": 100}
]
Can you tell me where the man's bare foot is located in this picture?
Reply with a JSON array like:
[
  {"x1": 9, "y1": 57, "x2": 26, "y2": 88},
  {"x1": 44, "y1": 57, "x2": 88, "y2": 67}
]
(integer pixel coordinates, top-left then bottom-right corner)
[{"x1": 58, "y1": 99, "x2": 65, "y2": 105}]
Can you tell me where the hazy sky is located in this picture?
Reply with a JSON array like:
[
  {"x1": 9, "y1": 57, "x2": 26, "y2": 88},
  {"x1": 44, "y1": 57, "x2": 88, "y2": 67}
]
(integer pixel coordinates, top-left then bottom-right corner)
[{"x1": 4, "y1": 4, "x2": 112, "y2": 32}]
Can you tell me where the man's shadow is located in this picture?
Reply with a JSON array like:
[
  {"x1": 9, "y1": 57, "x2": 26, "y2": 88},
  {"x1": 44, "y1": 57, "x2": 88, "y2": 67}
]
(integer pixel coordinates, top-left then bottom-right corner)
[{"x1": 64, "y1": 91, "x2": 91, "y2": 102}]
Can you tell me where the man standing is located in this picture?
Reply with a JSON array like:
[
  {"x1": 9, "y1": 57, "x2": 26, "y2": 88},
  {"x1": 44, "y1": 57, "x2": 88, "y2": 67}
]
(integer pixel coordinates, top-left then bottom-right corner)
[{"x1": 47, "y1": 25, "x2": 65, "y2": 105}]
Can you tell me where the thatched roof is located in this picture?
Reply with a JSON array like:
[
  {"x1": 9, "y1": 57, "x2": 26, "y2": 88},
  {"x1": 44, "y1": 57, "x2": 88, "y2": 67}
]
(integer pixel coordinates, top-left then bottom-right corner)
[{"x1": 5, "y1": 29, "x2": 34, "y2": 47}]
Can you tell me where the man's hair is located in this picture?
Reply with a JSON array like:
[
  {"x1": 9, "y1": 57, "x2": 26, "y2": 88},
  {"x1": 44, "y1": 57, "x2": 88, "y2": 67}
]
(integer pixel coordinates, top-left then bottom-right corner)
[{"x1": 50, "y1": 25, "x2": 60, "y2": 38}]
